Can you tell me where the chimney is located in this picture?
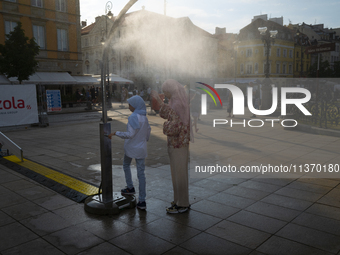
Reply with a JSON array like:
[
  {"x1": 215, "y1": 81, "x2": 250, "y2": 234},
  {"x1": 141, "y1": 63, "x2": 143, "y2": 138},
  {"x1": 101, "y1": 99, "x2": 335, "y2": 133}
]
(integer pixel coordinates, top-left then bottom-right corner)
[
  {"x1": 95, "y1": 16, "x2": 101, "y2": 23},
  {"x1": 81, "y1": 20, "x2": 87, "y2": 27}
]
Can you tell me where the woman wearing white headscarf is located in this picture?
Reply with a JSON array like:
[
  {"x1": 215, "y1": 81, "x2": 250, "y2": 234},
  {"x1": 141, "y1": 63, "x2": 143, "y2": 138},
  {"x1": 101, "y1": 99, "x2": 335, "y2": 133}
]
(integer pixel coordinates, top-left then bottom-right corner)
[
  {"x1": 109, "y1": 95, "x2": 151, "y2": 210},
  {"x1": 151, "y1": 79, "x2": 191, "y2": 213}
]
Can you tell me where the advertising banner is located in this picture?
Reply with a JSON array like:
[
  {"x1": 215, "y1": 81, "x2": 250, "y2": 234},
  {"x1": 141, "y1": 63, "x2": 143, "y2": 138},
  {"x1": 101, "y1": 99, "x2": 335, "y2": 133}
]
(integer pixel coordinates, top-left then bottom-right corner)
[{"x1": 0, "y1": 85, "x2": 39, "y2": 127}]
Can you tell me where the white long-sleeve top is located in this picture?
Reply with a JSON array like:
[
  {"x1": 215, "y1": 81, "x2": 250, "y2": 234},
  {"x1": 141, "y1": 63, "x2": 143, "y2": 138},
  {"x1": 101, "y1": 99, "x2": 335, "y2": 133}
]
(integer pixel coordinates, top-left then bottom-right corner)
[{"x1": 115, "y1": 114, "x2": 151, "y2": 159}]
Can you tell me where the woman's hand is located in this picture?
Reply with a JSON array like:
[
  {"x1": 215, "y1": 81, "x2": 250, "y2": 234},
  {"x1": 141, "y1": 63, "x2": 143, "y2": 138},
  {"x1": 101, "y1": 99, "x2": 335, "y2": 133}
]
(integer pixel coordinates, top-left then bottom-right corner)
[{"x1": 150, "y1": 90, "x2": 163, "y2": 104}]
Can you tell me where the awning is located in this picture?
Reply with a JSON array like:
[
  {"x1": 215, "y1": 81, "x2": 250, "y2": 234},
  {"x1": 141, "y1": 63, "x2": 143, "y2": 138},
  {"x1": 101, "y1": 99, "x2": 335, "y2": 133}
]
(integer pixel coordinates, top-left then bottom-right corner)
[
  {"x1": 8, "y1": 72, "x2": 77, "y2": 85},
  {"x1": 6, "y1": 72, "x2": 101, "y2": 85},
  {"x1": 94, "y1": 74, "x2": 133, "y2": 84},
  {"x1": 224, "y1": 78, "x2": 258, "y2": 84},
  {"x1": 72, "y1": 75, "x2": 100, "y2": 85},
  {"x1": 0, "y1": 75, "x2": 10, "y2": 85}
]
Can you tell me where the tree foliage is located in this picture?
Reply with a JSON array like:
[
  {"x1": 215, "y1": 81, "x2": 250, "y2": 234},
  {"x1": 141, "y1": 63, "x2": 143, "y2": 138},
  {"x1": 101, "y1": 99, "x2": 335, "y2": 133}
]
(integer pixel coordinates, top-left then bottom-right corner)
[
  {"x1": 308, "y1": 57, "x2": 340, "y2": 78},
  {"x1": 0, "y1": 22, "x2": 40, "y2": 84}
]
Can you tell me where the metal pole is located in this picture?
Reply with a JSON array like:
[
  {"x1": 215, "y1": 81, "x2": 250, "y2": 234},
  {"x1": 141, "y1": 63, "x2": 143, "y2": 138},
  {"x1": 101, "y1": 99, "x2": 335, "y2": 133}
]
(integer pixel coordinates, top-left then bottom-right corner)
[
  {"x1": 99, "y1": 0, "x2": 138, "y2": 203},
  {"x1": 101, "y1": 60, "x2": 107, "y2": 123},
  {"x1": 266, "y1": 40, "x2": 270, "y2": 78}
]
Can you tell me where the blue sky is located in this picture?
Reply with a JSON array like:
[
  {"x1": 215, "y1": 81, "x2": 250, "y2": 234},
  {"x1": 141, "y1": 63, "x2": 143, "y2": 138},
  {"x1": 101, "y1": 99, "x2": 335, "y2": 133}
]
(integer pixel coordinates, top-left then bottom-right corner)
[{"x1": 80, "y1": 0, "x2": 340, "y2": 34}]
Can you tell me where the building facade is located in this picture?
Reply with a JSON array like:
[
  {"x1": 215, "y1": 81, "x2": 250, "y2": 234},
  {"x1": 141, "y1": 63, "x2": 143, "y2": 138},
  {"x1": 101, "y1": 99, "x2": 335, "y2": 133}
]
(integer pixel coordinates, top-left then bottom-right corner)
[
  {"x1": 81, "y1": 9, "x2": 218, "y2": 90},
  {"x1": 290, "y1": 23, "x2": 340, "y2": 74},
  {"x1": 236, "y1": 18, "x2": 295, "y2": 82},
  {"x1": 0, "y1": 0, "x2": 82, "y2": 75},
  {"x1": 213, "y1": 27, "x2": 237, "y2": 80}
]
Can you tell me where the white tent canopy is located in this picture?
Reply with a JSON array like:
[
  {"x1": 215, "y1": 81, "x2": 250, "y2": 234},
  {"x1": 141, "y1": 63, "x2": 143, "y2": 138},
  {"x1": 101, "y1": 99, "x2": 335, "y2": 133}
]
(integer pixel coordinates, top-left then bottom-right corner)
[
  {"x1": 4, "y1": 72, "x2": 99, "y2": 85},
  {"x1": 93, "y1": 73, "x2": 133, "y2": 84},
  {"x1": 0, "y1": 75, "x2": 9, "y2": 85}
]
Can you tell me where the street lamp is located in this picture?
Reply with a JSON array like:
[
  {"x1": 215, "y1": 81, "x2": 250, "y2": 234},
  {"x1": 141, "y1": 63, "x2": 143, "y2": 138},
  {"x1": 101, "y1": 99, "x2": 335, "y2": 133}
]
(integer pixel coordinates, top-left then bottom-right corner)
[
  {"x1": 101, "y1": 1, "x2": 114, "y2": 109},
  {"x1": 232, "y1": 41, "x2": 239, "y2": 84},
  {"x1": 296, "y1": 29, "x2": 304, "y2": 77},
  {"x1": 258, "y1": 26, "x2": 278, "y2": 110},
  {"x1": 84, "y1": 0, "x2": 138, "y2": 216}
]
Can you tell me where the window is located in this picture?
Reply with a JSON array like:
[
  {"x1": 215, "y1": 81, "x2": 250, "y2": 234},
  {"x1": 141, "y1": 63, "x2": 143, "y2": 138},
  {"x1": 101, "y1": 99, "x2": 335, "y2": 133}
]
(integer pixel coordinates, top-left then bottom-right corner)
[
  {"x1": 5, "y1": 21, "x2": 17, "y2": 35},
  {"x1": 31, "y1": 0, "x2": 42, "y2": 7},
  {"x1": 246, "y1": 49, "x2": 252, "y2": 57},
  {"x1": 57, "y1": 28, "x2": 68, "y2": 51},
  {"x1": 283, "y1": 49, "x2": 287, "y2": 58},
  {"x1": 56, "y1": 0, "x2": 66, "y2": 12},
  {"x1": 296, "y1": 51, "x2": 299, "y2": 58},
  {"x1": 289, "y1": 50, "x2": 293, "y2": 58},
  {"x1": 33, "y1": 25, "x2": 45, "y2": 49},
  {"x1": 111, "y1": 58, "x2": 117, "y2": 74},
  {"x1": 246, "y1": 64, "x2": 252, "y2": 74},
  {"x1": 263, "y1": 63, "x2": 271, "y2": 74},
  {"x1": 240, "y1": 64, "x2": 244, "y2": 74},
  {"x1": 276, "y1": 63, "x2": 280, "y2": 74},
  {"x1": 289, "y1": 64, "x2": 292, "y2": 74},
  {"x1": 282, "y1": 64, "x2": 286, "y2": 74},
  {"x1": 128, "y1": 57, "x2": 135, "y2": 73},
  {"x1": 254, "y1": 63, "x2": 259, "y2": 73},
  {"x1": 263, "y1": 47, "x2": 271, "y2": 56},
  {"x1": 255, "y1": 49, "x2": 259, "y2": 55},
  {"x1": 296, "y1": 63, "x2": 299, "y2": 71},
  {"x1": 276, "y1": 48, "x2": 280, "y2": 57}
]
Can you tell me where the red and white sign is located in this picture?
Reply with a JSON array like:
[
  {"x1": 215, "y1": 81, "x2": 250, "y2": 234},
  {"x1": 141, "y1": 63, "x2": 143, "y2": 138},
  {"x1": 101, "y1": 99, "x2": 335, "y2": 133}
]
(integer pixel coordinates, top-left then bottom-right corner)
[{"x1": 0, "y1": 85, "x2": 39, "y2": 127}]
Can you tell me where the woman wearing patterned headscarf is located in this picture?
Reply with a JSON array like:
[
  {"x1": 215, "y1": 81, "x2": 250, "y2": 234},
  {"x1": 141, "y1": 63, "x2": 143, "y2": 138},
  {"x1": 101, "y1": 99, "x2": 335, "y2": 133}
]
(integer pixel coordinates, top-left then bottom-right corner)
[{"x1": 151, "y1": 79, "x2": 191, "y2": 213}]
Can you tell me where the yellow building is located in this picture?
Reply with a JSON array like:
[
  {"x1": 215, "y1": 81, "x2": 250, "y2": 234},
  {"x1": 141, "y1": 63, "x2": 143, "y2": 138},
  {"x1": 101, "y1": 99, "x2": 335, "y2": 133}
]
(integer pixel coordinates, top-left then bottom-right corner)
[
  {"x1": 0, "y1": 0, "x2": 82, "y2": 75},
  {"x1": 293, "y1": 33, "x2": 312, "y2": 78},
  {"x1": 236, "y1": 18, "x2": 295, "y2": 82}
]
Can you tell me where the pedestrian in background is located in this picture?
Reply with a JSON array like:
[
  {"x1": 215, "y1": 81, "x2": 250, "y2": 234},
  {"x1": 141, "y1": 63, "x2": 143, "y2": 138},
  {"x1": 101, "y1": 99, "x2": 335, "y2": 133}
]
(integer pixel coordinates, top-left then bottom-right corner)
[
  {"x1": 108, "y1": 95, "x2": 151, "y2": 210},
  {"x1": 227, "y1": 92, "x2": 234, "y2": 118},
  {"x1": 151, "y1": 79, "x2": 191, "y2": 214}
]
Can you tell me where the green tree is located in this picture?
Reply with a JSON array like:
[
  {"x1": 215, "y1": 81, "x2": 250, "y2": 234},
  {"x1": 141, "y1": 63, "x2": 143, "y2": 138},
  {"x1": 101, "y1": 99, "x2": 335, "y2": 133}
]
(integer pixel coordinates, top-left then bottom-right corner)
[
  {"x1": 332, "y1": 61, "x2": 340, "y2": 77},
  {"x1": 308, "y1": 58, "x2": 333, "y2": 78},
  {"x1": 0, "y1": 22, "x2": 40, "y2": 84}
]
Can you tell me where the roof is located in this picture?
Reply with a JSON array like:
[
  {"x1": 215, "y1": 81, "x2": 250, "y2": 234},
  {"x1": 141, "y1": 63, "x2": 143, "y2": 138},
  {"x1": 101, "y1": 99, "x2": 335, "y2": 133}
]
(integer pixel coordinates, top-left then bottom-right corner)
[
  {"x1": 81, "y1": 23, "x2": 96, "y2": 35},
  {"x1": 81, "y1": 10, "x2": 213, "y2": 37}
]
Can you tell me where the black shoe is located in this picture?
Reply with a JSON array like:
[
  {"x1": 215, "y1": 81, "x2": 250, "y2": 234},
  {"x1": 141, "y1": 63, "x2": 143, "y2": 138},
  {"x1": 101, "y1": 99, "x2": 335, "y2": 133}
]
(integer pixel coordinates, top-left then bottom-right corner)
[{"x1": 137, "y1": 201, "x2": 146, "y2": 210}]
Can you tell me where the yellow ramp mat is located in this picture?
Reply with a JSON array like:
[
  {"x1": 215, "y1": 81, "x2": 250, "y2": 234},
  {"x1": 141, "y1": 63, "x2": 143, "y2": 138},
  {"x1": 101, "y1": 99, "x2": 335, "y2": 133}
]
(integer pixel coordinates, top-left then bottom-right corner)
[{"x1": 2, "y1": 155, "x2": 99, "y2": 200}]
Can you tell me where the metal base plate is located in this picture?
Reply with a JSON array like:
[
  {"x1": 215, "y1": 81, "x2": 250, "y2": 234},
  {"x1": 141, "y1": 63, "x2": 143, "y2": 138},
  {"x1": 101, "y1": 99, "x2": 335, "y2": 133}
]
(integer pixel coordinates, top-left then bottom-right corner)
[{"x1": 84, "y1": 192, "x2": 136, "y2": 215}]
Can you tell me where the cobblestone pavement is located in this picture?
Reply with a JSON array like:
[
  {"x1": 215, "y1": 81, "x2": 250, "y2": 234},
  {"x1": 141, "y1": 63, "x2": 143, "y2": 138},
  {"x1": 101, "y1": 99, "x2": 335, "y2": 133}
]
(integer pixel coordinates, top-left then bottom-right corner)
[{"x1": 0, "y1": 102, "x2": 340, "y2": 255}]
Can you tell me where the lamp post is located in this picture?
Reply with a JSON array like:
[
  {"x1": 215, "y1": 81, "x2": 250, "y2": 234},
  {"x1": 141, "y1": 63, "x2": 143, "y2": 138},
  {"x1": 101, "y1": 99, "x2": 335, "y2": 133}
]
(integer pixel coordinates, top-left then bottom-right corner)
[
  {"x1": 258, "y1": 26, "x2": 278, "y2": 110},
  {"x1": 84, "y1": 0, "x2": 138, "y2": 216},
  {"x1": 296, "y1": 29, "x2": 304, "y2": 77},
  {"x1": 101, "y1": 2, "x2": 114, "y2": 109},
  {"x1": 232, "y1": 41, "x2": 238, "y2": 84}
]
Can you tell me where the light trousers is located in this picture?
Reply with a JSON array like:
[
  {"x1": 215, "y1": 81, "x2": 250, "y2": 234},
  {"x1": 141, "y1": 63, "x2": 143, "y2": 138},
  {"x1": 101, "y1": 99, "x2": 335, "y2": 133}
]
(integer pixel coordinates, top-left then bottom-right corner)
[
  {"x1": 168, "y1": 146, "x2": 189, "y2": 207},
  {"x1": 123, "y1": 154, "x2": 146, "y2": 202}
]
